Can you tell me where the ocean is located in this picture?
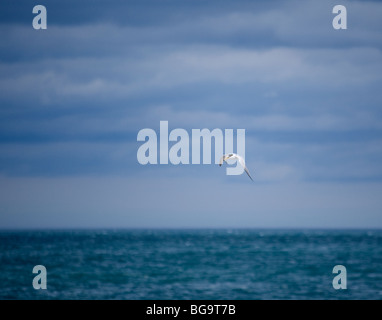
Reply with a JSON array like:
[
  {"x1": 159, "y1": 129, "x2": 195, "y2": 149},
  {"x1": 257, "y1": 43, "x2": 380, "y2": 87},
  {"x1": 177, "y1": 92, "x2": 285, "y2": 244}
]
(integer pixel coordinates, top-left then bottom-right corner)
[{"x1": 0, "y1": 229, "x2": 381, "y2": 300}]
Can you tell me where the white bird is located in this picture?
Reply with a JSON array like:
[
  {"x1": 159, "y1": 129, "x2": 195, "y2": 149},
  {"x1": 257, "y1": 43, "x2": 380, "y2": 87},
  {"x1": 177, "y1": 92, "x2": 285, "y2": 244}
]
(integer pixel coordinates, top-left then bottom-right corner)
[{"x1": 219, "y1": 153, "x2": 254, "y2": 181}]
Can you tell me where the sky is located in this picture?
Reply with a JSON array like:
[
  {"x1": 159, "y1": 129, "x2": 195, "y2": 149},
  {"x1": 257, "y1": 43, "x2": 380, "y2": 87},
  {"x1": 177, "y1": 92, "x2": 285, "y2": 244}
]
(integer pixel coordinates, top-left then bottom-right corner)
[{"x1": 0, "y1": 0, "x2": 382, "y2": 229}]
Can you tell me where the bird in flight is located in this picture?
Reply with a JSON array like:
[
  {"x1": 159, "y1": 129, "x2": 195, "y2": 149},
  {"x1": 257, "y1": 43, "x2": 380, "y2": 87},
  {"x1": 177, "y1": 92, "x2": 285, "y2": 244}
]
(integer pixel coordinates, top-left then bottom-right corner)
[{"x1": 219, "y1": 153, "x2": 254, "y2": 181}]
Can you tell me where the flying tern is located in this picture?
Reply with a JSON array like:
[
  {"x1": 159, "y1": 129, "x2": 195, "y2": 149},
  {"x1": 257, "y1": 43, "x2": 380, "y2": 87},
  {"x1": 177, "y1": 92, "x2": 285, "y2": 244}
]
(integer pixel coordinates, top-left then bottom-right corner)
[{"x1": 219, "y1": 153, "x2": 254, "y2": 181}]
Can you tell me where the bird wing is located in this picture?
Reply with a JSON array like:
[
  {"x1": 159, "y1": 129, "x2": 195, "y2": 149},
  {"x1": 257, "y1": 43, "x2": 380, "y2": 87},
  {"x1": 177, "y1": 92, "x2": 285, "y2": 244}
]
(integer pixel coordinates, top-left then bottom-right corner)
[
  {"x1": 244, "y1": 166, "x2": 254, "y2": 181},
  {"x1": 219, "y1": 155, "x2": 225, "y2": 166},
  {"x1": 237, "y1": 155, "x2": 254, "y2": 181}
]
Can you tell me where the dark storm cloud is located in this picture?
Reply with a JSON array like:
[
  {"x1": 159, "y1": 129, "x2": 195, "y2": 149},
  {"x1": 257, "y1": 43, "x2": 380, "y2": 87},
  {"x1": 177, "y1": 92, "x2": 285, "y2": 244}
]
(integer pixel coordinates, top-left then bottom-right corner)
[
  {"x1": 0, "y1": 0, "x2": 276, "y2": 26},
  {"x1": 1, "y1": 0, "x2": 382, "y2": 63},
  {"x1": 1, "y1": 0, "x2": 382, "y2": 228}
]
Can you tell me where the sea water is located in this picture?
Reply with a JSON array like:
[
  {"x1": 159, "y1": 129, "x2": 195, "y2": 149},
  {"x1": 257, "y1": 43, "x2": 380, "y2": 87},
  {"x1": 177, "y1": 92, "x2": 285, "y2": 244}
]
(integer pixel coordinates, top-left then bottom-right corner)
[{"x1": 0, "y1": 229, "x2": 381, "y2": 300}]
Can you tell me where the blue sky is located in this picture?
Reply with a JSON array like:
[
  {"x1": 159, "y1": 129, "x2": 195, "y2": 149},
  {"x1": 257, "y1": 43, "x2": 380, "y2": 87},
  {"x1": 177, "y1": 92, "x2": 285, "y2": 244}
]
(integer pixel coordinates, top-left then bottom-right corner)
[{"x1": 1, "y1": 0, "x2": 382, "y2": 228}]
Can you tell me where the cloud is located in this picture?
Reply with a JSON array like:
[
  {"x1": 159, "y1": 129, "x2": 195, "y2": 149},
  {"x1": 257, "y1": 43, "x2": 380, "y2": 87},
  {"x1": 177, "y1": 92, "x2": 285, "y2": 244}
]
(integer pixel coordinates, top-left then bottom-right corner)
[
  {"x1": 2, "y1": 0, "x2": 382, "y2": 51},
  {"x1": 1, "y1": 0, "x2": 382, "y2": 228},
  {"x1": 1, "y1": 45, "x2": 381, "y2": 111}
]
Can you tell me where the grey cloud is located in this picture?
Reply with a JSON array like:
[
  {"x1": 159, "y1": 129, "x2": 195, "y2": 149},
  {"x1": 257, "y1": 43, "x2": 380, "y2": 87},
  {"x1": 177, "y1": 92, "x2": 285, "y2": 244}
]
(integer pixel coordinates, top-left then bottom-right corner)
[
  {"x1": 2, "y1": 0, "x2": 382, "y2": 63},
  {"x1": 2, "y1": 45, "x2": 381, "y2": 107},
  {"x1": 1, "y1": 0, "x2": 382, "y2": 228}
]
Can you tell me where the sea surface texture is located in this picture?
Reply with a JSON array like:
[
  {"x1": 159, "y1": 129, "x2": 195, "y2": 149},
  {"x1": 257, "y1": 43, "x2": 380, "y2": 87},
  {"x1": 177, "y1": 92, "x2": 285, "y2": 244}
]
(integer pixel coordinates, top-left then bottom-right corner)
[{"x1": 0, "y1": 229, "x2": 381, "y2": 300}]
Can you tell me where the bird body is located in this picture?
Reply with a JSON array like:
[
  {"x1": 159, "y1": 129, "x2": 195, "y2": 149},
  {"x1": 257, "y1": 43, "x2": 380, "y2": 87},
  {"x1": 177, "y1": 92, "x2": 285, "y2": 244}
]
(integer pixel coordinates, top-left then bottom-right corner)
[{"x1": 219, "y1": 153, "x2": 254, "y2": 181}]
